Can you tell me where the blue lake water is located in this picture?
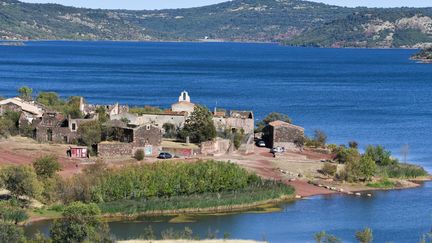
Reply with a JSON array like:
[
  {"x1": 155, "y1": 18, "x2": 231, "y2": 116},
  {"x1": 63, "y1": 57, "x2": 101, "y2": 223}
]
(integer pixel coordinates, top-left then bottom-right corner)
[{"x1": 1, "y1": 41, "x2": 432, "y2": 242}]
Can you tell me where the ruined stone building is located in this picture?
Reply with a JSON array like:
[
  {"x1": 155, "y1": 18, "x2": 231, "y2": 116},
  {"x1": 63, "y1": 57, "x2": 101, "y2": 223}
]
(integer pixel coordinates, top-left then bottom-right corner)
[
  {"x1": 98, "y1": 121, "x2": 162, "y2": 157},
  {"x1": 263, "y1": 120, "x2": 305, "y2": 151},
  {"x1": 213, "y1": 110, "x2": 255, "y2": 135},
  {"x1": 33, "y1": 112, "x2": 97, "y2": 143},
  {"x1": 0, "y1": 97, "x2": 44, "y2": 124}
]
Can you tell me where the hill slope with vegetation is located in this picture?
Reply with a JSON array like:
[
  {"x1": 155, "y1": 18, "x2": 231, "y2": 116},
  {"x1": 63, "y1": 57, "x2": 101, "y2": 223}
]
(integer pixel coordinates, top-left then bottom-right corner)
[{"x1": 0, "y1": 0, "x2": 432, "y2": 47}]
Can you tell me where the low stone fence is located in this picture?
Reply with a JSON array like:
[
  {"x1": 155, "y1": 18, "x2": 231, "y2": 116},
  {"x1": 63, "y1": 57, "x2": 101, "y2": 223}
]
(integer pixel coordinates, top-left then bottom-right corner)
[{"x1": 98, "y1": 142, "x2": 133, "y2": 157}]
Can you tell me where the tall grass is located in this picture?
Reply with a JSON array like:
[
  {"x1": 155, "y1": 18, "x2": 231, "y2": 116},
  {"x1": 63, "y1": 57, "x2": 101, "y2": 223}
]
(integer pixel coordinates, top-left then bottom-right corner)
[
  {"x1": 377, "y1": 163, "x2": 428, "y2": 179},
  {"x1": 98, "y1": 181, "x2": 293, "y2": 215}
]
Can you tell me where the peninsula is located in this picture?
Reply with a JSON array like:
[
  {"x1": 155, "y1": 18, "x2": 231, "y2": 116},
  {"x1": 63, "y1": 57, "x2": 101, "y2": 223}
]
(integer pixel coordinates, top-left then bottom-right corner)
[{"x1": 411, "y1": 48, "x2": 432, "y2": 63}]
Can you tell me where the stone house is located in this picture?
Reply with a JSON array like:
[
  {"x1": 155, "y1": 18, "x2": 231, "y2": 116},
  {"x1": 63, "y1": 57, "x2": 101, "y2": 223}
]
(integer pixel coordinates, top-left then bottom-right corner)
[
  {"x1": 33, "y1": 112, "x2": 97, "y2": 143},
  {"x1": 213, "y1": 110, "x2": 255, "y2": 134},
  {"x1": 263, "y1": 120, "x2": 305, "y2": 151},
  {"x1": 0, "y1": 97, "x2": 44, "y2": 124},
  {"x1": 98, "y1": 121, "x2": 162, "y2": 157}
]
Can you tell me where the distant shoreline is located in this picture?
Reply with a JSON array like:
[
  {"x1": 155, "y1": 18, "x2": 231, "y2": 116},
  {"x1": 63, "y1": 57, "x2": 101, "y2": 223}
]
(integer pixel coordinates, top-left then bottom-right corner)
[{"x1": 0, "y1": 39, "x2": 420, "y2": 50}]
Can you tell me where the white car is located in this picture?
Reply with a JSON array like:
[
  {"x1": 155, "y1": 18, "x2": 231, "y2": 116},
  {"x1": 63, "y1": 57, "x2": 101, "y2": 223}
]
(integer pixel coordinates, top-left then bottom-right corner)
[{"x1": 271, "y1": 146, "x2": 285, "y2": 154}]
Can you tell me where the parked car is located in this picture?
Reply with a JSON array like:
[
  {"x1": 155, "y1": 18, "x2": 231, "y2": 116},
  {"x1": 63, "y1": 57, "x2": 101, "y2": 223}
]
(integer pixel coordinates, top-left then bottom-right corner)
[
  {"x1": 157, "y1": 152, "x2": 173, "y2": 159},
  {"x1": 271, "y1": 146, "x2": 285, "y2": 154},
  {"x1": 256, "y1": 140, "x2": 266, "y2": 147}
]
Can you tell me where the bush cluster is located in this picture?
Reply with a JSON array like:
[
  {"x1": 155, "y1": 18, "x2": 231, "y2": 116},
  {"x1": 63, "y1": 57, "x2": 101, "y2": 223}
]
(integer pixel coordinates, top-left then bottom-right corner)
[{"x1": 89, "y1": 160, "x2": 259, "y2": 202}]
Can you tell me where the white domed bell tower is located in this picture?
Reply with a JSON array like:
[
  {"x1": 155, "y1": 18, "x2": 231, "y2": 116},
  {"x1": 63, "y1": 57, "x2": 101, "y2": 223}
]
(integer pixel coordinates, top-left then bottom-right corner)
[{"x1": 171, "y1": 91, "x2": 195, "y2": 114}]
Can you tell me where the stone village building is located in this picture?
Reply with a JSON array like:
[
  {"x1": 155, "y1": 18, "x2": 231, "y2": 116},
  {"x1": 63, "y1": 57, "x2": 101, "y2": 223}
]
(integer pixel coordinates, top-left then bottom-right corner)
[
  {"x1": 0, "y1": 97, "x2": 45, "y2": 126},
  {"x1": 263, "y1": 120, "x2": 305, "y2": 151},
  {"x1": 98, "y1": 120, "x2": 162, "y2": 157},
  {"x1": 111, "y1": 91, "x2": 255, "y2": 136},
  {"x1": 33, "y1": 112, "x2": 98, "y2": 143}
]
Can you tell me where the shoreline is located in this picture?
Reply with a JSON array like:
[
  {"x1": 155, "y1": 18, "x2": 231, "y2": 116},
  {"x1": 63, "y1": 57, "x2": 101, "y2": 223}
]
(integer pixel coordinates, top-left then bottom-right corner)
[
  {"x1": 25, "y1": 178, "x2": 432, "y2": 226},
  {"x1": 0, "y1": 39, "x2": 421, "y2": 50},
  {"x1": 25, "y1": 195, "x2": 295, "y2": 225}
]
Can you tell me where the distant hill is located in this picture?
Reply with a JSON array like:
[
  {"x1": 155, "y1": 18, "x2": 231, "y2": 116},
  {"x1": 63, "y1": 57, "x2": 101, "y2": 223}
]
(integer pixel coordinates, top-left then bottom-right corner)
[{"x1": 1, "y1": 0, "x2": 432, "y2": 48}]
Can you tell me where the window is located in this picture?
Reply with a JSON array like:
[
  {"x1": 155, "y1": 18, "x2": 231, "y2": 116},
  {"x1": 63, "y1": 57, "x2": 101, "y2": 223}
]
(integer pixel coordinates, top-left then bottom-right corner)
[{"x1": 72, "y1": 123, "x2": 76, "y2": 131}]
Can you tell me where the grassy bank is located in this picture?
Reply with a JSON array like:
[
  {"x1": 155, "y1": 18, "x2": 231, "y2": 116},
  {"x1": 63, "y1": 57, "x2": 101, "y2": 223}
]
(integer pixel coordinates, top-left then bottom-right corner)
[
  {"x1": 98, "y1": 182, "x2": 294, "y2": 215},
  {"x1": 366, "y1": 178, "x2": 396, "y2": 189}
]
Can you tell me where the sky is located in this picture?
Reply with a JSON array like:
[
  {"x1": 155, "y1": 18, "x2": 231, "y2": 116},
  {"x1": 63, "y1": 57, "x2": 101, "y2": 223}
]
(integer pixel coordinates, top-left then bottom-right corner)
[{"x1": 20, "y1": 0, "x2": 432, "y2": 10}]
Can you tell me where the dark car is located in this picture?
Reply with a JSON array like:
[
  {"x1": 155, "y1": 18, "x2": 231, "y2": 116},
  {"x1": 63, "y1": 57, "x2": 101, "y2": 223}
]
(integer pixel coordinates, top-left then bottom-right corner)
[
  {"x1": 157, "y1": 152, "x2": 173, "y2": 159},
  {"x1": 256, "y1": 140, "x2": 266, "y2": 147}
]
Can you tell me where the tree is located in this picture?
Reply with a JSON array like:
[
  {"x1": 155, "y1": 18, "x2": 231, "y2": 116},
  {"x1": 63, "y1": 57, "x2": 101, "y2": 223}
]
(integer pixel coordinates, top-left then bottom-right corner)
[
  {"x1": 313, "y1": 231, "x2": 341, "y2": 243},
  {"x1": 0, "y1": 222, "x2": 26, "y2": 243},
  {"x1": 355, "y1": 227, "x2": 373, "y2": 243},
  {"x1": 314, "y1": 129, "x2": 327, "y2": 147},
  {"x1": 344, "y1": 155, "x2": 377, "y2": 182},
  {"x1": 0, "y1": 201, "x2": 29, "y2": 225},
  {"x1": 364, "y1": 145, "x2": 397, "y2": 166},
  {"x1": 18, "y1": 86, "x2": 32, "y2": 101},
  {"x1": 349, "y1": 141, "x2": 358, "y2": 149},
  {"x1": 64, "y1": 96, "x2": 83, "y2": 119},
  {"x1": 32, "y1": 155, "x2": 62, "y2": 179},
  {"x1": 78, "y1": 121, "x2": 102, "y2": 146},
  {"x1": 335, "y1": 147, "x2": 361, "y2": 164},
  {"x1": 314, "y1": 231, "x2": 326, "y2": 243},
  {"x1": 256, "y1": 112, "x2": 292, "y2": 132},
  {"x1": 0, "y1": 166, "x2": 42, "y2": 199},
  {"x1": 95, "y1": 106, "x2": 108, "y2": 123},
  {"x1": 162, "y1": 123, "x2": 177, "y2": 139},
  {"x1": 0, "y1": 111, "x2": 20, "y2": 137},
  {"x1": 50, "y1": 202, "x2": 112, "y2": 243},
  {"x1": 36, "y1": 92, "x2": 64, "y2": 107},
  {"x1": 179, "y1": 105, "x2": 216, "y2": 143}
]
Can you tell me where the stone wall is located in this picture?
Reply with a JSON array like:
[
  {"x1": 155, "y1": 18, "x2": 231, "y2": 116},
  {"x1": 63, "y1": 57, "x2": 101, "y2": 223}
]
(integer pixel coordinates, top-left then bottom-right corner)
[
  {"x1": 213, "y1": 117, "x2": 254, "y2": 134},
  {"x1": 264, "y1": 123, "x2": 305, "y2": 150},
  {"x1": 133, "y1": 125, "x2": 162, "y2": 147},
  {"x1": 200, "y1": 138, "x2": 231, "y2": 156},
  {"x1": 98, "y1": 142, "x2": 133, "y2": 157}
]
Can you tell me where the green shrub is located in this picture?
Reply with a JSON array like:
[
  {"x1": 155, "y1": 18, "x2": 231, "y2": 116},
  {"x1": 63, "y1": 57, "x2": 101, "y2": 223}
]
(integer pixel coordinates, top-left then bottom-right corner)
[
  {"x1": 377, "y1": 163, "x2": 428, "y2": 179},
  {"x1": 321, "y1": 163, "x2": 337, "y2": 177},
  {"x1": 367, "y1": 178, "x2": 396, "y2": 188},
  {"x1": 134, "y1": 149, "x2": 145, "y2": 161},
  {"x1": 364, "y1": 145, "x2": 397, "y2": 166},
  {"x1": 32, "y1": 155, "x2": 61, "y2": 179}
]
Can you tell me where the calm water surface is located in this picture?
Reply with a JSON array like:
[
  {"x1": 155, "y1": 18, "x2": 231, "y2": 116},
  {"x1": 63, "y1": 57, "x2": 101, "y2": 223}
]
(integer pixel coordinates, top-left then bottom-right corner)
[{"x1": 1, "y1": 42, "x2": 432, "y2": 242}]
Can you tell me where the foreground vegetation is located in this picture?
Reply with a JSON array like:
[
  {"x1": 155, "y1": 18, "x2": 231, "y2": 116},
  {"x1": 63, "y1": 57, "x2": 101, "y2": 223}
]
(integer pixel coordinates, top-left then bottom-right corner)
[
  {"x1": 98, "y1": 182, "x2": 292, "y2": 215},
  {"x1": 0, "y1": 157, "x2": 294, "y2": 242}
]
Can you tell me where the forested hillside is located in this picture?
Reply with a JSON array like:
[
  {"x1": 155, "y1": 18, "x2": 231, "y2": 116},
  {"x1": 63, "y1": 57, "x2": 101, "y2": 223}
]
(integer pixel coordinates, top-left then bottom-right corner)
[{"x1": 1, "y1": 0, "x2": 432, "y2": 47}]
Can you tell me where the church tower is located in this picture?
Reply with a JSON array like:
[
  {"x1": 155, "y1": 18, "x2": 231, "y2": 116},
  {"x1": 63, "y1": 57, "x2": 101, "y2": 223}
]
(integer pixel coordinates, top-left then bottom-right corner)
[
  {"x1": 178, "y1": 91, "x2": 191, "y2": 103},
  {"x1": 171, "y1": 91, "x2": 195, "y2": 114}
]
